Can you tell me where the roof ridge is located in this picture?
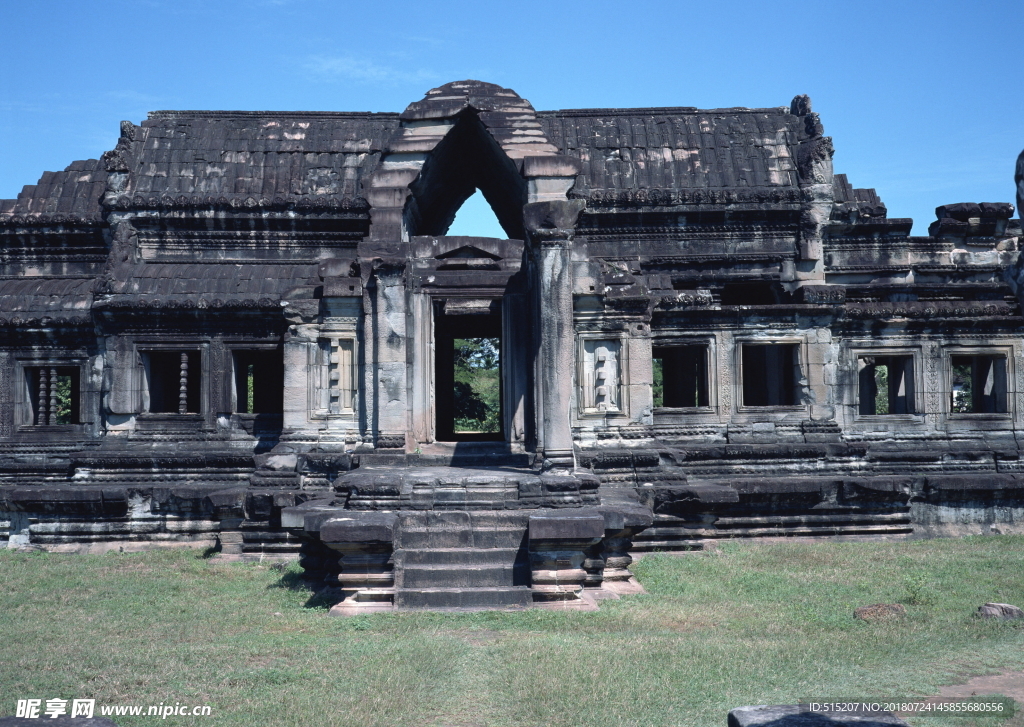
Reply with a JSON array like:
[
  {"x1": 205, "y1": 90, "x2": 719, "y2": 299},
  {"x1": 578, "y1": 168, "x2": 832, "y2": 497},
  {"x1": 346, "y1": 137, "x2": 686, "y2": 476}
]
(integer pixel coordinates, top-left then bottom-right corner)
[
  {"x1": 537, "y1": 106, "x2": 791, "y2": 117},
  {"x1": 146, "y1": 110, "x2": 401, "y2": 119}
]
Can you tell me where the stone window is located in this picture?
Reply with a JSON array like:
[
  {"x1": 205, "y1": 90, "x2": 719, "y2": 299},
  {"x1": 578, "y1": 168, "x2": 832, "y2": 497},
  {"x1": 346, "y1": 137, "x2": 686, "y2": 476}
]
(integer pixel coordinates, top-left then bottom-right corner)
[
  {"x1": 233, "y1": 349, "x2": 284, "y2": 414},
  {"x1": 652, "y1": 345, "x2": 709, "y2": 408},
  {"x1": 24, "y1": 366, "x2": 80, "y2": 425},
  {"x1": 317, "y1": 338, "x2": 357, "y2": 416},
  {"x1": 741, "y1": 343, "x2": 800, "y2": 406},
  {"x1": 143, "y1": 351, "x2": 201, "y2": 413},
  {"x1": 950, "y1": 354, "x2": 1007, "y2": 414},
  {"x1": 858, "y1": 355, "x2": 915, "y2": 415},
  {"x1": 578, "y1": 338, "x2": 623, "y2": 415}
]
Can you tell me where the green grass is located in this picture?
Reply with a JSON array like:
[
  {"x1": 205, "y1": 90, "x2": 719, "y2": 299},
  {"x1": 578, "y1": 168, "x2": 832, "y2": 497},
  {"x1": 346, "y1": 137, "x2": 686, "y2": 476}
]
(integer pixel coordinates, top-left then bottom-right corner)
[{"x1": 2, "y1": 537, "x2": 1024, "y2": 726}]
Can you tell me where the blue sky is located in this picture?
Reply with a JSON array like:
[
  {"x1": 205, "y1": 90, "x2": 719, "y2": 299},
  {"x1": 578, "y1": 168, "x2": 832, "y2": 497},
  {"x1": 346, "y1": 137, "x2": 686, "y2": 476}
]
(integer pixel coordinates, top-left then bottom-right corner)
[{"x1": 1, "y1": 0, "x2": 1021, "y2": 235}]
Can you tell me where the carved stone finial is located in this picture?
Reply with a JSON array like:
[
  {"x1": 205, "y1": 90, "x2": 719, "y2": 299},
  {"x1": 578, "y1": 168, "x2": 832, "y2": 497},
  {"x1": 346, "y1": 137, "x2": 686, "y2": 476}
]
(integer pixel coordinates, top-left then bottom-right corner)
[
  {"x1": 790, "y1": 94, "x2": 812, "y2": 116},
  {"x1": 804, "y1": 113, "x2": 824, "y2": 138},
  {"x1": 1016, "y1": 150, "x2": 1024, "y2": 220},
  {"x1": 100, "y1": 149, "x2": 129, "y2": 173},
  {"x1": 119, "y1": 120, "x2": 137, "y2": 141}
]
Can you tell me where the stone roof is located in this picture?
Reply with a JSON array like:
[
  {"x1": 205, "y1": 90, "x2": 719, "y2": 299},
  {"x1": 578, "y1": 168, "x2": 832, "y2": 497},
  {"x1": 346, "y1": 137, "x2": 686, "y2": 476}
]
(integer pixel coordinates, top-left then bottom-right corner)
[
  {"x1": 538, "y1": 107, "x2": 805, "y2": 200},
  {"x1": 832, "y1": 173, "x2": 887, "y2": 219},
  {"x1": 0, "y1": 278, "x2": 94, "y2": 319},
  {"x1": 1, "y1": 83, "x2": 826, "y2": 221},
  {"x1": 0, "y1": 159, "x2": 108, "y2": 224},
  {"x1": 99, "y1": 263, "x2": 318, "y2": 304},
  {"x1": 113, "y1": 111, "x2": 399, "y2": 209}
]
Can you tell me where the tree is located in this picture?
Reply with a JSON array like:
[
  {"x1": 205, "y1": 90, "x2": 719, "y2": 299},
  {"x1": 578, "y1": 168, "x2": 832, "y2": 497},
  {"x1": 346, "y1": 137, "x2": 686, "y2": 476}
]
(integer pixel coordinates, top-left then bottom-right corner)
[{"x1": 452, "y1": 337, "x2": 500, "y2": 433}]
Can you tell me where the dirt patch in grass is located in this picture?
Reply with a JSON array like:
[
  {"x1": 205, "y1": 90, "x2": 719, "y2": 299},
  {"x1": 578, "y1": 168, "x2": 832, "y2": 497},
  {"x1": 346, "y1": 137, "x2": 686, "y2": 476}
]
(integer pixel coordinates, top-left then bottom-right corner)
[
  {"x1": 934, "y1": 669, "x2": 1024, "y2": 702},
  {"x1": 895, "y1": 669, "x2": 1024, "y2": 726}
]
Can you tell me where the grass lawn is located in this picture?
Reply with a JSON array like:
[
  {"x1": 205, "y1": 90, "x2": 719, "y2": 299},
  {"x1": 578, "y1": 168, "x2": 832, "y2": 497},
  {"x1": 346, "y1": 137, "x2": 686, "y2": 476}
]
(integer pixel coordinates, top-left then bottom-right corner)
[{"x1": 2, "y1": 537, "x2": 1023, "y2": 727}]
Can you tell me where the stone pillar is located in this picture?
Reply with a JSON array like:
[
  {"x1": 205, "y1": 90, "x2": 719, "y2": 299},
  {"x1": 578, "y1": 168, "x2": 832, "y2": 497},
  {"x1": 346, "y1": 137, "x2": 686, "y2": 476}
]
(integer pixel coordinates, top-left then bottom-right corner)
[
  {"x1": 367, "y1": 263, "x2": 409, "y2": 450},
  {"x1": 528, "y1": 509, "x2": 604, "y2": 610},
  {"x1": 598, "y1": 503, "x2": 653, "y2": 595},
  {"x1": 0, "y1": 351, "x2": 12, "y2": 437},
  {"x1": 206, "y1": 487, "x2": 248, "y2": 561},
  {"x1": 281, "y1": 297, "x2": 321, "y2": 432},
  {"x1": 320, "y1": 513, "x2": 398, "y2": 615},
  {"x1": 526, "y1": 200, "x2": 585, "y2": 471}
]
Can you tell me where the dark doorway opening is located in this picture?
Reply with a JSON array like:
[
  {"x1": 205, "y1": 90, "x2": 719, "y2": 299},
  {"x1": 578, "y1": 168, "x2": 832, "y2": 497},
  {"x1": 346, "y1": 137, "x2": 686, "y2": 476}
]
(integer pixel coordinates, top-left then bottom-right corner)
[{"x1": 435, "y1": 303, "x2": 503, "y2": 442}]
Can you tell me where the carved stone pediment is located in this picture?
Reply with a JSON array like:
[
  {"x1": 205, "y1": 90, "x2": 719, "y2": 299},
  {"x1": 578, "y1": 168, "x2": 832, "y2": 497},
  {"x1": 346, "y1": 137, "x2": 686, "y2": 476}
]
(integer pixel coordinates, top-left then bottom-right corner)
[{"x1": 435, "y1": 245, "x2": 502, "y2": 261}]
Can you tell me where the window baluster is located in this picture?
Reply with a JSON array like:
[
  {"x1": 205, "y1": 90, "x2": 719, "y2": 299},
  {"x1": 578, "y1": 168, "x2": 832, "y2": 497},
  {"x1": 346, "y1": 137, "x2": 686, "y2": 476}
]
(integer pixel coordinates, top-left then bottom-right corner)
[
  {"x1": 179, "y1": 352, "x2": 189, "y2": 414},
  {"x1": 48, "y1": 367, "x2": 58, "y2": 424},
  {"x1": 37, "y1": 367, "x2": 49, "y2": 425}
]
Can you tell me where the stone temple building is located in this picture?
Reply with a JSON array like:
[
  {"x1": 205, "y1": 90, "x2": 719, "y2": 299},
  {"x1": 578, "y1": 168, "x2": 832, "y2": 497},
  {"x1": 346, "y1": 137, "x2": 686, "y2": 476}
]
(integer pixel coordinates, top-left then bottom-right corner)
[{"x1": 2, "y1": 80, "x2": 1023, "y2": 610}]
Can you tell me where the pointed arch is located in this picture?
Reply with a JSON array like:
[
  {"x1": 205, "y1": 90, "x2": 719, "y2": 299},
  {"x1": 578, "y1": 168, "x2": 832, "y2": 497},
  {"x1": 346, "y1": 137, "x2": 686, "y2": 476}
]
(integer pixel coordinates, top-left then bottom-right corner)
[
  {"x1": 405, "y1": 109, "x2": 526, "y2": 240},
  {"x1": 363, "y1": 80, "x2": 579, "y2": 243},
  {"x1": 446, "y1": 189, "x2": 506, "y2": 238}
]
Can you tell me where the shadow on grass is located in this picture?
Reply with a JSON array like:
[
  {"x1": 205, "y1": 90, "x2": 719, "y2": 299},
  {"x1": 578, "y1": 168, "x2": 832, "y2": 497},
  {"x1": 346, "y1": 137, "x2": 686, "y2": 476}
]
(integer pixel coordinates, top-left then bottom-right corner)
[{"x1": 268, "y1": 569, "x2": 343, "y2": 610}]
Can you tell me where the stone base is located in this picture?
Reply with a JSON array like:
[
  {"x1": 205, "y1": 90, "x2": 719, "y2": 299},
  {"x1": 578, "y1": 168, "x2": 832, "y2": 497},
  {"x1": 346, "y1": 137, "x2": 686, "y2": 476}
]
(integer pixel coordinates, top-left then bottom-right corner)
[
  {"x1": 586, "y1": 587, "x2": 620, "y2": 602},
  {"x1": 395, "y1": 586, "x2": 532, "y2": 610},
  {"x1": 327, "y1": 589, "x2": 395, "y2": 616},
  {"x1": 210, "y1": 552, "x2": 296, "y2": 564},
  {"x1": 17, "y1": 537, "x2": 218, "y2": 555},
  {"x1": 601, "y1": 576, "x2": 646, "y2": 595},
  {"x1": 532, "y1": 586, "x2": 599, "y2": 611}
]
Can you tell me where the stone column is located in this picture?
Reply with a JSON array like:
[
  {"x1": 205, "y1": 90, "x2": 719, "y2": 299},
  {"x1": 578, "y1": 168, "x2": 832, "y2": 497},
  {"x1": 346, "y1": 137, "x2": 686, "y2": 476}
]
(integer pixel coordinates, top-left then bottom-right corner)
[
  {"x1": 320, "y1": 513, "x2": 398, "y2": 615},
  {"x1": 366, "y1": 262, "x2": 409, "y2": 450},
  {"x1": 598, "y1": 502, "x2": 653, "y2": 595},
  {"x1": 526, "y1": 201, "x2": 585, "y2": 471},
  {"x1": 0, "y1": 351, "x2": 12, "y2": 437},
  {"x1": 528, "y1": 509, "x2": 604, "y2": 610},
  {"x1": 280, "y1": 298, "x2": 321, "y2": 432},
  {"x1": 206, "y1": 488, "x2": 248, "y2": 562}
]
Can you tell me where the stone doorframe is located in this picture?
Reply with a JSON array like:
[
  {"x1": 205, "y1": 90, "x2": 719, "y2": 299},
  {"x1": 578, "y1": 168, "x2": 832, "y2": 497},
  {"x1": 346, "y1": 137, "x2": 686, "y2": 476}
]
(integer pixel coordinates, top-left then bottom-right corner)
[{"x1": 408, "y1": 288, "x2": 530, "y2": 448}]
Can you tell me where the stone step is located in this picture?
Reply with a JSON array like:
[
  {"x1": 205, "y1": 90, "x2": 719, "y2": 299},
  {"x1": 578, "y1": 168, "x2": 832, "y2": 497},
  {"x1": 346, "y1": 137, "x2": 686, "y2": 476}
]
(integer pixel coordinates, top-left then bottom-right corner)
[
  {"x1": 397, "y1": 526, "x2": 526, "y2": 549},
  {"x1": 400, "y1": 563, "x2": 525, "y2": 588},
  {"x1": 394, "y1": 586, "x2": 532, "y2": 610},
  {"x1": 398, "y1": 546, "x2": 521, "y2": 566},
  {"x1": 410, "y1": 453, "x2": 535, "y2": 468},
  {"x1": 399, "y1": 510, "x2": 532, "y2": 529}
]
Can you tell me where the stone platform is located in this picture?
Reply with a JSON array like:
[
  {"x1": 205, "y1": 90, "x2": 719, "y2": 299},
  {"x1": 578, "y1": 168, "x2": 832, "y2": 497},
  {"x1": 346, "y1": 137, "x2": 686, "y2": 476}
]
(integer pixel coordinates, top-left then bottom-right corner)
[
  {"x1": 334, "y1": 465, "x2": 601, "y2": 511},
  {"x1": 282, "y1": 468, "x2": 653, "y2": 612}
]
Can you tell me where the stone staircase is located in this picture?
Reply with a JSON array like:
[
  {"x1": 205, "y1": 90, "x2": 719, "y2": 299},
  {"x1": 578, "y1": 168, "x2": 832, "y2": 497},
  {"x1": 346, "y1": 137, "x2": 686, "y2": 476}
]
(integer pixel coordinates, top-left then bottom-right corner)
[
  {"x1": 392, "y1": 511, "x2": 532, "y2": 610},
  {"x1": 282, "y1": 475, "x2": 653, "y2": 613}
]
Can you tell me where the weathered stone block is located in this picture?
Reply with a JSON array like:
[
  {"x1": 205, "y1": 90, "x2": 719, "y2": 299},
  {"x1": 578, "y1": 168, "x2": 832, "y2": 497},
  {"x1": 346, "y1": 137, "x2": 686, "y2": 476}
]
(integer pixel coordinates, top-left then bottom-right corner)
[
  {"x1": 320, "y1": 513, "x2": 398, "y2": 544},
  {"x1": 728, "y1": 705, "x2": 908, "y2": 726}
]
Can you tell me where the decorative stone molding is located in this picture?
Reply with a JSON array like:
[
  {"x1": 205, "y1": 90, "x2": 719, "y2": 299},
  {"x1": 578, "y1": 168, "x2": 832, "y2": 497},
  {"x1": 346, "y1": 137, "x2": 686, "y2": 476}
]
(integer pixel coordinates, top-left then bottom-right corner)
[
  {"x1": 528, "y1": 509, "x2": 605, "y2": 609},
  {"x1": 319, "y1": 513, "x2": 398, "y2": 615}
]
